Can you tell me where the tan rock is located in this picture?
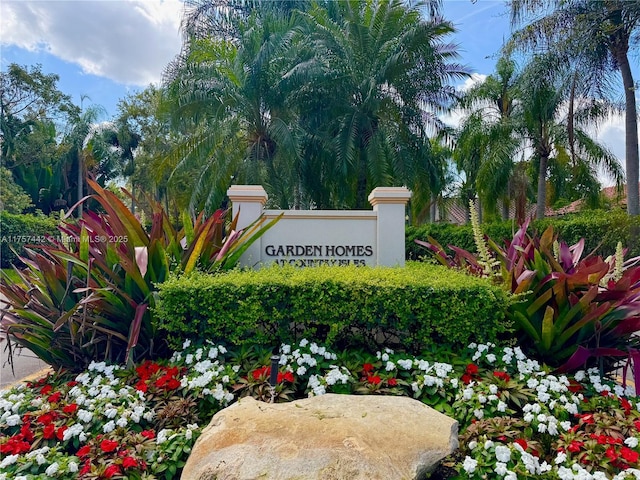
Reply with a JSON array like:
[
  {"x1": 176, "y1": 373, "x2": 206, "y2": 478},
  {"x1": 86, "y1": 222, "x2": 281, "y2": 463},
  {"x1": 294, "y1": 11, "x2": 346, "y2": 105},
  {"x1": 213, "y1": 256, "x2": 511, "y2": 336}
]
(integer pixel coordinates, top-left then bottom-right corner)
[{"x1": 181, "y1": 394, "x2": 458, "y2": 480}]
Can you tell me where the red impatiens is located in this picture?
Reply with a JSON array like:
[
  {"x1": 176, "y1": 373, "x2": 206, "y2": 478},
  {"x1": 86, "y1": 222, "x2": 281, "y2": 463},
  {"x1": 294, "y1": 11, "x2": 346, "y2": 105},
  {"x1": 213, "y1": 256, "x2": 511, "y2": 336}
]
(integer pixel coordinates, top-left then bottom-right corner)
[
  {"x1": 250, "y1": 366, "x2": 295, "y2": 383},
  {"x1": 100, "y1": 439, "x2": 120, "y2": 453}
]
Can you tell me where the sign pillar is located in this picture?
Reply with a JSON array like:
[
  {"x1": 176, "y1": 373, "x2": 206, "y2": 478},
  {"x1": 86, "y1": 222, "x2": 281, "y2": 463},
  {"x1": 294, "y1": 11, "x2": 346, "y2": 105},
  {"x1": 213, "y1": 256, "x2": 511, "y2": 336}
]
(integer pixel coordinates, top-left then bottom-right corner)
[
  {"x1": 368, "y1": 187, "x2": 412, "y2": 267},
  {"x1": 227, "y1": 185, "x2": 268, "y2": 265}
]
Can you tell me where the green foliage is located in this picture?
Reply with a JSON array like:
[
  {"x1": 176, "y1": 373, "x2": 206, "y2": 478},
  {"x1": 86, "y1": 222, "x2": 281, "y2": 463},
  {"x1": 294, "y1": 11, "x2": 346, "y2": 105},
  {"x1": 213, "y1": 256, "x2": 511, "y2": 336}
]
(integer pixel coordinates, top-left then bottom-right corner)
[
  {"x1": 0, "y1": 211, "x2": 59, "y2": 268},
  {"x1": 0, "y1": 167, "x2": 33, "y2": 213},
  {"x1": 0, "y1": 179, "x2": 279, "y2": 371},
  {"x1": 153, "y1": 262, "x2": 512, "y2": 354},
  {"x1": 406, "y1": 209, "x2": 640, "y2": 261},
  {"x1": 415, "y1": 214, "x2": 640, "y2": 376}
]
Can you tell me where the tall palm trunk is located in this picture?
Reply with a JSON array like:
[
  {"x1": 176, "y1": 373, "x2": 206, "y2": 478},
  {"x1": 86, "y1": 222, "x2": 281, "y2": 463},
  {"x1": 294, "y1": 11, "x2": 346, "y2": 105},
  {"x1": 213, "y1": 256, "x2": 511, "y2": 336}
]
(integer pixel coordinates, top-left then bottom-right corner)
[
  {"x1": 536, "y1": 153, "x2": 548, "y2": 219},
  {"x1": 76, "y1": 151, "x2": 83, "y2": 218},
  {"x1": 616, "y1": 51, "x2": 639, "y2": 216}
]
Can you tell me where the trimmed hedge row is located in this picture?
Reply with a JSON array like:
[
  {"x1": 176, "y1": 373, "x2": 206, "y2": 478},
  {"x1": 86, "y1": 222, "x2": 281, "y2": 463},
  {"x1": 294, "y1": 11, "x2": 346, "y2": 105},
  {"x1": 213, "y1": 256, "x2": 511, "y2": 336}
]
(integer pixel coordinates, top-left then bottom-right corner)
[
  {"x1": 0, "y1": 212, "x2": 59, "y2": 268},
  {"x1": 154, "y1": 262, "x2": 512, "y2": 353},
  {"x1": 407, "y1": 209, "x2": 640, "y2": 261}
]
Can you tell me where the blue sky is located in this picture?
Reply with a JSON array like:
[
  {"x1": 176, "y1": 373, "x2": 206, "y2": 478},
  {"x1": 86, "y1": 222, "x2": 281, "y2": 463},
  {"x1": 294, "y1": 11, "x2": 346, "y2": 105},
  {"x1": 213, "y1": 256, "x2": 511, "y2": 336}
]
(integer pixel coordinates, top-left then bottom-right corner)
[{"x1": 0, "y1": 0, "x2": 635, "y2": 179}]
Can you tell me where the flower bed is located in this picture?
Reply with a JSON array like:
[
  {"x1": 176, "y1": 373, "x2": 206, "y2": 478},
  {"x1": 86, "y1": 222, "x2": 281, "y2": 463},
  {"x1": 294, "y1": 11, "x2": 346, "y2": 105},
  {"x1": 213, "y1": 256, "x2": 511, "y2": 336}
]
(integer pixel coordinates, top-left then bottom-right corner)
[{"x1": 1, "y1": 340, "x2": 639, "y2": 479}]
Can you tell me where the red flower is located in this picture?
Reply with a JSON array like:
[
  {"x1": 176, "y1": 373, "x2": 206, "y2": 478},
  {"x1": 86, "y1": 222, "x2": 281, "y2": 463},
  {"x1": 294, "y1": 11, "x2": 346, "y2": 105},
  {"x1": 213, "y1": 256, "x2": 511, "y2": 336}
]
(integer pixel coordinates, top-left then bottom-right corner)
[
  {"x1": 465, "y1": 363, "x2": 479, "y2": 375},
  {"x1": 66, "y1": 380, "x2": 79, "y2": 387},
  {"x1": 277, "y1": 371, "x2": 295, "y2": 383},
  {"x1": 141, "y1": 430, "x2": 155, "y2": 440},
  {"x1": 47, "y1": 392, "x2": 62, "y2": 403},
  {"x1": 635, "y1": 420, "x2": 640, "y2": 431},
  {"x1": 37, "y1": 412, "x2": 56, "y2": 425},
  {"x1": 135, "y1": 380, "x2": 148, "y2": 393},
  {"x1": 77, "y1": 445, "x2": 91, "y2": 457},
  {"x1": 621, "y1": 398, "x2": 632, "y2": 416},
  {"x1": 368, "y1": 375, "x2": 381, "y2": 385},
  {"x1": 122, "y1": 456, "x2": 138, "y2": 469},
  {"x1": 567, "y1": 380, "x2": 584, "y2": 393},
  {"x1": 461, "y1": 374, "x2": 473, "y2": 385},
  {"x1": 362, "y1": 363, "x2": 374, "y2": 373},
  {"x1": 514, "y1": 438, "x2": 528, "y2": 451},
  {"x1": 388, "y1": 378, "x2": 398, "y2": 387},
  {"x1": 63, "y1": 403, "x2": 78, "y2": 415},
  {"x1": 568, "y1": 440, "x2": 584, "y2": 453},
  {"x1": 56, "y1": 426, "x2": 68, "y2": 441},
  {"x1": 103, "y1": 464, "x2": 121, "y2": 478},
  {"x1": 493, "y1": 371, "x2": 511, "y2": 382},
  {"x1": 80, "y1": 460, "x2": 92, "y2": 475},
  {"x1": 252, "y1": 366, "x2": 269, "y2": 380},
  {"x1": 136, "y1": 360, "x2": 160, "y2": 380},
  {"x1": 40, "y1": 384, "x2": 53, "y2": 395},
  {"x1": 20, "y1": 423, "x2": 34, "y2": 442},
  {"x1": 100, "y1": 439, "x2": 119, "y2": 453},
  {"x1": 43, "y1": 424, "x2": 56, "y2": 440},
  {"x1": 606, "y1": 445, "x2": 619, "y2": 461},
  {"x1": 0, "y1": 436, "x2": 31, "y2": 455},
  {"x1": 622, "y1": 446, "x2": 639, "y2": 463}
]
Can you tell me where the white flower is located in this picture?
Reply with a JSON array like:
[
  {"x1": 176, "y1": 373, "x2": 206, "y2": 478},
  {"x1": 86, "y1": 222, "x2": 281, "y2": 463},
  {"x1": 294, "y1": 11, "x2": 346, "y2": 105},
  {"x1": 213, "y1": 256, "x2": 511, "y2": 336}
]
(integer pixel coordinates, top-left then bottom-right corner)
[
  {"x1": 0, "y1": 454, "x2": 18, "y2": 468},
  {"x1": 297, "y1": 366, "x2": 307, "y2": 376},
  {"x1": 103, "y1": 420, "x2": 116, "y2": 433},
  {"x1": 495, "y1": 461, "x2": 508, "y2": 476},
  {"x1": 5, "y1": 413, "x2": 21, "y2": 426},
  {"x1": 397, "y1": 359, "x2": 413, "y2": 370},
  {"x1": 45, "y1": 462, "x2": 60, "y2": 476},
  {"x1": 495, "y1": 445, "x2": 511, "y2": 463},
  {"x1": 473, "y1": 408, "x2": 484, "y2": 419},
  {"x1": 36, "y1": 453, "x2": 47, "y2": 465},
  {"x1": 625, "y1": 437, "x2": 639, "y2": 448},
  {"x1": 381, "y1": 353, "x2": 389, "y2": 362},
  {"x1": 182, "y1": 339, "x2": 191, "y2": 349},
  {"x1": 462, "y1": 456, "x2": 478, "y2": 473},
  {"x1": 486, "y1": 353, "x2": 496, "y2": 363},
  {"x1": 484, "y1": 440, "x2": 494, "y2": 450},
  {"x1": 468, "y1": 441, "x2": 478, "y2": 450},
  {"x1": 385, "y1": 361, "x2": 395, "y2": 371},
  {"x1": 497, "y1": 401, "x2": 507, "y2": 412}
]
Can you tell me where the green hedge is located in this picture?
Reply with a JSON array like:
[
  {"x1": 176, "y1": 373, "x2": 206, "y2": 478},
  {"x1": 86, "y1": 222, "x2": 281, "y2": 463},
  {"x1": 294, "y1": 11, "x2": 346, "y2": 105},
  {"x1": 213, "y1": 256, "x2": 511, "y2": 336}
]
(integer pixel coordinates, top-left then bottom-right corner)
[
  {"x1": 154, "y1": 262, "x2": 512, "y2": 353},
  {"x1": 0, "y1": 212, "x2": 59, "y2": 268},
  {"x1": 407, "y1": 209, "x2": 640, "y2": 261}
]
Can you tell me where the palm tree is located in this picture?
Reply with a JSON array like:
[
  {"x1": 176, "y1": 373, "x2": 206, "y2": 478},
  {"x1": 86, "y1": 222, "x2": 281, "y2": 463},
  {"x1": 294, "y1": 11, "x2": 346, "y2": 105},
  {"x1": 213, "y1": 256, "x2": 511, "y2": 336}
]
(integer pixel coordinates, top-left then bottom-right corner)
[
  {"x1": 290, "y1": 0, "x2": 468, "y2": 208},
  {"x1": 163, "y1": 8, "x2": 301, "y2": 212},
  {"x1": 515, "y1": 56, "x2": 624, "y2": 219},
  {"x1": 454, "y1": 57, "x2": 520, "y2": 221},
  {"x1": 508, "y1": 0, "x2": 640, "y2": 215}
]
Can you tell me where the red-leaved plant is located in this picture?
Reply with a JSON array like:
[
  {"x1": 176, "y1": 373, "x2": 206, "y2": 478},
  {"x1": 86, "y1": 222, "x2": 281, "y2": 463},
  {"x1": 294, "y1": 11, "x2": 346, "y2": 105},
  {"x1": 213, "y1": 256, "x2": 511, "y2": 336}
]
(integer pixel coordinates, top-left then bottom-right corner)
[
  {"x1": 417, "y1": 211, "x2": 640, "y2": 383},
  {"x1": 0, "y1": 179, "x2": 280, "y2": 371}
]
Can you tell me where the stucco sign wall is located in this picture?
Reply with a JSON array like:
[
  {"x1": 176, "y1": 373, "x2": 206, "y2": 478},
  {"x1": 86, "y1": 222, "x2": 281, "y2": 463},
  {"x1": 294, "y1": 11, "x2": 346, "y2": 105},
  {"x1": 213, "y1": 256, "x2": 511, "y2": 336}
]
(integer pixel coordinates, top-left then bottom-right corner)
[{"x1": 227, "y1": 185, "x2": 411, "y2": 268}]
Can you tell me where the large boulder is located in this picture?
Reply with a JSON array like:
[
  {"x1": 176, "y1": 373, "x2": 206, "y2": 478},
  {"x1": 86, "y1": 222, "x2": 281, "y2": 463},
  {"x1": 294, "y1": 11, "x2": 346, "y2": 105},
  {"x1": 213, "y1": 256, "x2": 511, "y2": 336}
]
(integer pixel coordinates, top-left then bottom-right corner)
[{"x1": 181, "y1": 394, "x2": 458, "y2": 480}]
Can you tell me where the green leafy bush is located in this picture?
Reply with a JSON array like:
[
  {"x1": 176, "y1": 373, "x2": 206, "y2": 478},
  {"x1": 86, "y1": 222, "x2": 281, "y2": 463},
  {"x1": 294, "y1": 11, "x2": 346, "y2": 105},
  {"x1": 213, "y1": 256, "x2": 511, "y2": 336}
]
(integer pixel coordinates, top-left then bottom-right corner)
[
  {"x1": 407, "y1": 209, "x2": 640, "y2": 261},
  {"x1": 416, "y1": 208, "x2": 640, "y2": 379},
  {"x1": 0, "y1": 180, "x2": 279, "y2": 371},
  {"x1": 0, "y1": 211, "x2": 59, "y2": 268},
  {"x1": 153, "y1": 262, "x2": 512, "y2": 353}
]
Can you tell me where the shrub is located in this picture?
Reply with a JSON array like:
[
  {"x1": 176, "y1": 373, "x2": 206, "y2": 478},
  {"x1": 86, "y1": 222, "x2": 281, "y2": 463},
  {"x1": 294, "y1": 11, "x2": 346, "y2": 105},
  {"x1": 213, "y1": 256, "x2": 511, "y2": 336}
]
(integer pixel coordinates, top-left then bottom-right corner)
[
  {"x1": 0, "y1": 180, "x2": 279, "y2": 371},
  {"x1": 153, "y1": 262, "x2": 512, "y2": 354},
  {"x1": 0, "y1": 211, "x2": 59, "y2": 268},
  {"x1": 406, "y1": 208, "x2": 640, "y2": 261},
  {"x1": 416, "y1": 203, "x2": 640, "y2": 379}
]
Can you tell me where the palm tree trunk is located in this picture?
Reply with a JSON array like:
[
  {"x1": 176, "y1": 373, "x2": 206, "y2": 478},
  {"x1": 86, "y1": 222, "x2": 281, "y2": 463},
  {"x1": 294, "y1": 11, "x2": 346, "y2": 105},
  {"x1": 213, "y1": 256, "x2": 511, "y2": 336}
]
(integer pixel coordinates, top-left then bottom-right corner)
[
  {"x1": 76, "y1": 152, "x2": 83, "y2": 218},
  {"x1": 617, "y1": 52, "x2": 639, "y2": 217},
  {"x1": 536, "y1": 155, "x2": 548, "y2": 219}
]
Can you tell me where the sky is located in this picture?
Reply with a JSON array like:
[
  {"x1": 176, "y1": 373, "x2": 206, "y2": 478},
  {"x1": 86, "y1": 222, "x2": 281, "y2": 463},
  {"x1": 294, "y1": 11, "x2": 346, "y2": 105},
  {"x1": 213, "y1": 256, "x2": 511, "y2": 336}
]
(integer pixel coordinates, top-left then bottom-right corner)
[{"x1": 0, "y1": 0, "x2": 636, "y2": 185}]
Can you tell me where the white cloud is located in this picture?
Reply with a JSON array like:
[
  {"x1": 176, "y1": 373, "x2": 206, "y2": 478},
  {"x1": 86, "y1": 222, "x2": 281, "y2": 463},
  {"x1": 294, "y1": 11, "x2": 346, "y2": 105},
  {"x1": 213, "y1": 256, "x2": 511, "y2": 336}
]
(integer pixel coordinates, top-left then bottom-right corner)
[{"x1": 0, "y1": 0, "x2": 184, "y2": 86}]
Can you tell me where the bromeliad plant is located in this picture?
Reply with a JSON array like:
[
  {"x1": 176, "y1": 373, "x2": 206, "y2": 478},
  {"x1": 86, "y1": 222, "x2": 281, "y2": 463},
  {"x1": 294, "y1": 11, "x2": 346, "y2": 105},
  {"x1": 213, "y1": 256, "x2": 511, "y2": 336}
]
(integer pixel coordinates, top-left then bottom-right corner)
[
  {"x1": 416, "y1": 205, "x2": 640, "y2": 381},
  {"x1": 0, "y1": 179, "x2": 280, "y2": 372}
]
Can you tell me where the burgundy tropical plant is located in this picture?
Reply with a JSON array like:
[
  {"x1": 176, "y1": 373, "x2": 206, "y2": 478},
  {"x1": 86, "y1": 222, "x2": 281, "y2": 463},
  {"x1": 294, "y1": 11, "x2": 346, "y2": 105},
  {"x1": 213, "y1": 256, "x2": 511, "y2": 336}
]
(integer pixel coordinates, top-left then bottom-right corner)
[
  {"x1": 0, "y1": 179, "x2": 280, "y2": 371},
  {"x1": 417, "y1": 215, "x2": 640, "y2": 383}
]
